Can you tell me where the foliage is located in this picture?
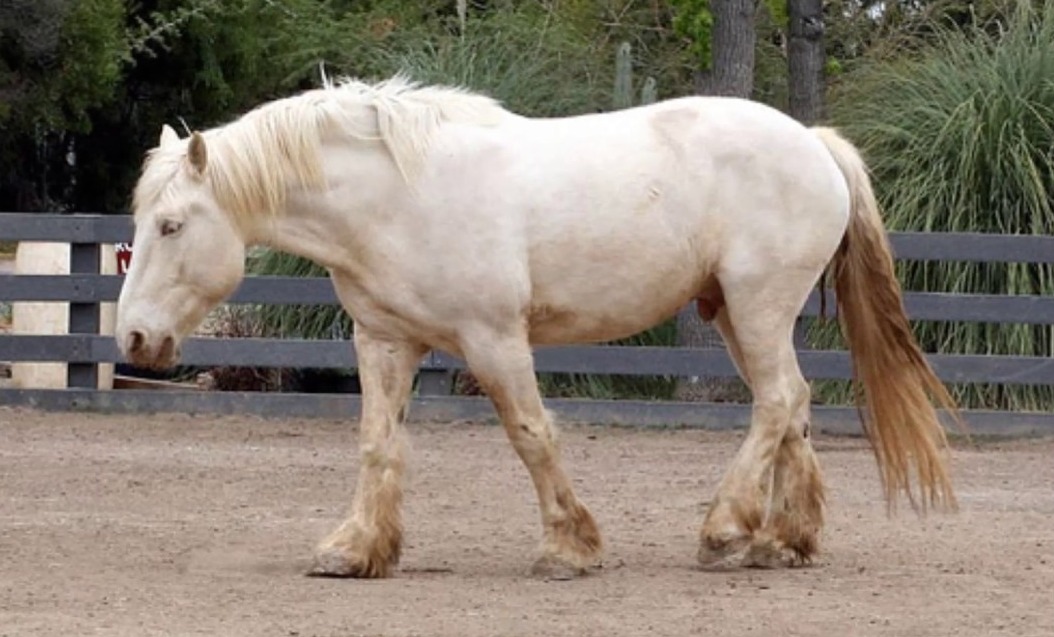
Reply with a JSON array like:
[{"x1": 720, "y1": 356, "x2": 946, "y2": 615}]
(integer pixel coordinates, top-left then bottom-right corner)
[
  {"x1": 671, "y1": 0, "x2": 713, "y2": 67},
  {"x1": 822, "y1": 0, "x2": 1049, "y2": 81},
  {"x1": 124, "y1": 0, "x2": 224, "y2": 63},
  {"x1": 763, "y1": 0, "x2": 789, "y2": 28},
  {"x1": 0, "y1": 0, "x2": 127, "y2": 209},
  {"x1": 250, "y1": 251, "x2": 349, "y2": 342},
  {"x1": 0, "y1": 0, "x2": 125, "y2": 131},
  {"x1": 376, "y1": 4, "x2": 611, "y2": 117},
  {"x1": 550, "y1": 1, "x2": 698, "y2": 104},
  {"x1": 817, "y1": 0, "x2": 1054, "y2": 411},
  {"x1": 53, "y1": 0, "x2": 127, "y2": 132}
]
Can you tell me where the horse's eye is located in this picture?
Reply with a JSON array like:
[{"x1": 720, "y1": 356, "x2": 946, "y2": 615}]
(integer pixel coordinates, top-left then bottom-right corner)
[{"x1": 160, "y1": 219, "x2": 183, "y2": 237}]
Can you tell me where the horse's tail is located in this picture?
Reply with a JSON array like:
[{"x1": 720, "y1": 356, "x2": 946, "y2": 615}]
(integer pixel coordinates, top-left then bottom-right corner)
[{"x1": 812, "y1": 126, "x2": 962, "y2": 513}]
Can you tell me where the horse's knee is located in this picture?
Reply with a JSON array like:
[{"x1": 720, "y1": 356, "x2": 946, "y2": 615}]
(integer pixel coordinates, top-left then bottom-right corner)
[{"x1": 506, "y1": 415, "x2": 558, "y2": 465}]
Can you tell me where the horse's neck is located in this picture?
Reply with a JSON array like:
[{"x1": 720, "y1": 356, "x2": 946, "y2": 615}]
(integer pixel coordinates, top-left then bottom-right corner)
[
  {"x1": 249, "y1": 152, "x2": 393, "y2": 272},
  {"x1": 245, "y1": 192, "x2": 353, "y2": 274},
  {"x1": 245, "y1": 130, "x2": 411, "y2": 272}
]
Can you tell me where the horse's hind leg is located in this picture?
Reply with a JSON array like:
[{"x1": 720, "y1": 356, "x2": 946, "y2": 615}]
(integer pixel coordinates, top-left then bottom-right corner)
[
  {"x1": 460, "y1": 327, "x2": 602, "y2": 579},
  {"x1": 697, "y1": 272, "x2": 821, "y2": 569},
  {"x1": 311, "y1": 329, "x2": 427, "y2": 578},
  {"x1": 714, "y1": 304, "x2": 825, "y2": 566},
  {"x1": 753, "y1": 404, "x2": 825, "y2": 567}
]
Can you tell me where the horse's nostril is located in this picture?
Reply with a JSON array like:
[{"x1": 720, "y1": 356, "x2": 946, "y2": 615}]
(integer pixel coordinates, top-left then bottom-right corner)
[
  {"x1": 158, "y1": 335, "x2": 175, "y2": 362},
  {"x1": 128, "y1": 330, "x2": 146, "y2": 354}
]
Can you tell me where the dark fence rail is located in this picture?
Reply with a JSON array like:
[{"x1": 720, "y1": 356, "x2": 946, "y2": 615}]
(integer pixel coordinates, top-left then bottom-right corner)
[
  {"x1": 6, "y1": 274, "x2": 1054, "y2": 324},
  {"x1": 6, "y1": 335, "x2": 1054, "y2": 386},
  {"x1": 2, "y1": 213, "x2": 1054, "y2": 436}
]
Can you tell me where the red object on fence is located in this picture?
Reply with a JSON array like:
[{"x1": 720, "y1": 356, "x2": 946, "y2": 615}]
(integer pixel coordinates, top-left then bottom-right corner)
[{"x1": 115, "y1": 243, "x2": 133, "y2": 274}]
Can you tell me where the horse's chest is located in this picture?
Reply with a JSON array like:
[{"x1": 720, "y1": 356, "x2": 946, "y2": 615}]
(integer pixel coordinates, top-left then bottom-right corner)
[{"x1": 327, "y1": 271, "x2": 438, "y2": 339}]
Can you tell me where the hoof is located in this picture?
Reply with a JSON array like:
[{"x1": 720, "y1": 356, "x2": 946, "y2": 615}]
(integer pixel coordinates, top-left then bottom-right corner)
[
  {"x1": 780, "y1": 533, "x2": 819, "y2": 567},
  {"x1": 530, "y1": 555, "x2": 590, "y2": 581},
  {"x1": 308, "y1": 545, "x2": 392, "y2": 579},
  {"x1": 770, "y1": 518, "x2": 821, "y2": 566},
  {"x1": 697, "y1": 533, "x2": 751, "y2": 571},
  {"x1": 742, "y1": 537, "x2": 795, "y2": 569}
]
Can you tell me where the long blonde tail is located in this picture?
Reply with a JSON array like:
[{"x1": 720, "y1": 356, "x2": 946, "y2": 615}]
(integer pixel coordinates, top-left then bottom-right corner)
[{"x1": 813, "y1": 126, "x2": 962, "y2": 513}]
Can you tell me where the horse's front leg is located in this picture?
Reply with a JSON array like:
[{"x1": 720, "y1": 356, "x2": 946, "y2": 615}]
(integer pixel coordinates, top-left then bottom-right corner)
[
  {"x1": 310, "y1": 328, "x2": 427, "y2": 578},
  {"x1": 460, "y1": 328, "x2": 603, "y2": 579}
]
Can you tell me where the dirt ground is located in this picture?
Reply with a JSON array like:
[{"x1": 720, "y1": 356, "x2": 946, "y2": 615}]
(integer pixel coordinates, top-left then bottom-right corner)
[{"x1": 1, "y1": 408, "x2": 1052, "y2": 637}]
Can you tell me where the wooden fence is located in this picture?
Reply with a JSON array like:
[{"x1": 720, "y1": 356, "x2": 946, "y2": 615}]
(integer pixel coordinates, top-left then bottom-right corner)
[{"x1": 3, "y1": 212, "x2": 1054, "y2": 436}]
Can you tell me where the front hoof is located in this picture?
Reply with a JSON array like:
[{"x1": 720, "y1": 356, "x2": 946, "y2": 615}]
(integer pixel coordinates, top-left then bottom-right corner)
[
  {"x1": 308, "y1": 545, "x2": 392, "y2": 579},
  {"x1": 530, "y1": 555, "x2": 589, "y2": 581}
]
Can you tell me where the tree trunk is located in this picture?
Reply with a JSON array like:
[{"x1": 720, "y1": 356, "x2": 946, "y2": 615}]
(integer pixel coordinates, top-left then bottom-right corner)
[
  {"x1": 785, "y1": 0, "x2": 827, "y2": 356},
  {"x1": 677, "y1": 0, "x2": 757, "y2": 403},
  {"x1": 694, "y1": 0, "x2": 757, "y2": 97},
  {"x1": 787, "y1": 0, "x2": 826, "y2": 125}
]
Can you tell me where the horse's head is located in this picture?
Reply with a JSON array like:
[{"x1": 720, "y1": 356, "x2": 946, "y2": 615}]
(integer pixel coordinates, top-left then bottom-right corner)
[{"x1": 116, "y1": 125, "x2": 246, "y2": 370}]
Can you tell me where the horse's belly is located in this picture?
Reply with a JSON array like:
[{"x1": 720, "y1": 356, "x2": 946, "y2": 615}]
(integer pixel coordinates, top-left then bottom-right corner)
[
  {"x1": 525, "y1": 246, "x2": 703, "y2": 345},
  {"x1": 527, "y1": 304, "x2": 687, "y2": 345}
]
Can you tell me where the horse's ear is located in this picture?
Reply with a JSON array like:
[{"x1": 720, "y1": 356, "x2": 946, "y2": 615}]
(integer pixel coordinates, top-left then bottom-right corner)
[
  {"x1": 159, "y1": 124, "x2": 180, "y2": 148},
  {"x1": 187, "y1": 131, "x2": 208, "y2": 176}
]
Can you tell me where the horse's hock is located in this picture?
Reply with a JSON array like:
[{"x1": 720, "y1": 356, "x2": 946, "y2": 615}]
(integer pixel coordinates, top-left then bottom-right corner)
[{"x1": 11, "y1": 241, "x2": 117, "y2": 390}]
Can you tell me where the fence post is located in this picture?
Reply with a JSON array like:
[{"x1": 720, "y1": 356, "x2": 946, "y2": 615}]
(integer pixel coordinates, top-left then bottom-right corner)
[
  {"x1": 417, "y1": 351, "x2": 453, "y2": 396},
  {"x1": 67, "y1": 236, "x2": 100, "y2": 389}
]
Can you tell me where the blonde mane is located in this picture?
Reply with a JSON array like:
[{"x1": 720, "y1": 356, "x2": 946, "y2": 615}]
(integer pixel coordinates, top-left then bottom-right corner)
[{"x1": 133, "y1": 74, "x2": 506, "y2": 229}]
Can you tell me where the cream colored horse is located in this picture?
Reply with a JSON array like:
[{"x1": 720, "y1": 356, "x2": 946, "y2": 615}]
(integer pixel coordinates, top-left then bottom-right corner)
[{"x1": 116, "y1": 75, "x2": 960, "y2": 579}]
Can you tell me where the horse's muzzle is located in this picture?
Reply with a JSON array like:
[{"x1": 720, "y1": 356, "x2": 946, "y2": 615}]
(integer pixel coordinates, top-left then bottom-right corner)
[{"x1": 120, "y1": 328, "x2": 181, "y2": 370}]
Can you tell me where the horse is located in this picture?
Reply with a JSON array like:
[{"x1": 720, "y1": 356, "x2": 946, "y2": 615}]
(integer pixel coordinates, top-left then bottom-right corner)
[{"x1": 115, "y1": 74, "x2": 960, "y2": 579}]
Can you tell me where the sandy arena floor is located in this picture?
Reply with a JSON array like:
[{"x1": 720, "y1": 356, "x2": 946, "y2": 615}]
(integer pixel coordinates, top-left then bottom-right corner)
[{"x1": 1, "y1": 407, "x2": 1052, "y2": 636}]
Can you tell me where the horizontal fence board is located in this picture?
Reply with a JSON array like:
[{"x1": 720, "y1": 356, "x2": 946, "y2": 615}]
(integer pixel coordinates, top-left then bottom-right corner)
[
  {"x1": 0, "y1": 274, "x2": 125, "y2": 302},
  {"x1": 0, "y1": 334, "x2": 363, "y2": 369},
  {"x1": 443, "y1": 346, "x2": 1054, "y2": 385},
  {"x1": 437, "y1": 347, "x2": 747, "y2": 377},
  {"x1": 0, "y1": 388, "x2": 1049, "y2": 436},
  {"x1": 5, "y1": 274, "x2": 1054, "y2": 326},
  {"x1": 801, "y1": 290, "x2": 1054, "y2": 325},
  {"x1": 0, "y1": 213, "x2": 132, "y2": 243},
  {"x1": 890, "y1": 231, "x2": 1054, "y2": 264},
  {"x1": 5, "y1": 334, "x2": 1054, "y2": 385},
  {"x1": 0, "y1": 274, "x2": 341, "y2": 305}
]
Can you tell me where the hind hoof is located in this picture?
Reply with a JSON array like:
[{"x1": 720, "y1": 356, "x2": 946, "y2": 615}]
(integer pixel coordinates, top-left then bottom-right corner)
[
  {"x1": 530, "y1": 555, "x2": 590, "y2": 581},
  {"x1": 697, "y1": 532, "x2": 752, "y2": 570}
]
